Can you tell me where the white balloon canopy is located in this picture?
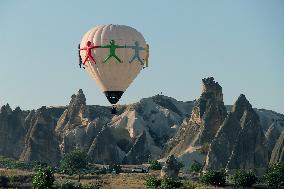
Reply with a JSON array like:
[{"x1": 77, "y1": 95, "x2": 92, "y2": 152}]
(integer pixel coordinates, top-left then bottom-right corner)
[{"x1": 79, "y1": 24, "x2": 149, "y2": 107}]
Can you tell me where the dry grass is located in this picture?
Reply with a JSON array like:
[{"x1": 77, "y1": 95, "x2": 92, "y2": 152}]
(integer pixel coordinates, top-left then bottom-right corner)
[
  {"x1": 0, "y1": 168, "x2": 33, "y2": 177},
  {"x1": 0, "y1": 168, "x2": 162, "y2": 189}
]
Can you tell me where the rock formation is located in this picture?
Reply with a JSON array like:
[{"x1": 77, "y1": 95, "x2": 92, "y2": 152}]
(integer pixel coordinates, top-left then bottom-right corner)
[
  {"x1": 0, "y1": 80, "x2": 282, "y2": 168},
  {"x1": 161, "y1": 155, "x2": 180, "y2": 178},
  {"x1": 55, "y1": 89, "x2": 111, "y2": 155},
  {"x1": 123, "y1": 131, "x2": 151, "y2": 164},
  {"x1": 0, "y1": 104, "x2": 26, "y2": 159},
  {"x1": 163, "y1": 77, "x2": 227, "y2": 156},
  {"x1": 88, "y1": 126, "x2": 124, "y2": 164},
  {"x1": 270, "y1": 131, "x2": 284, "y2": 164},
  {"x1": 265, "y1": 121, "x2": 282, "y2": 158},
  {"x1": 20, "y1": 106, "x2": 63, "y2": 166},
  {"x1": 205, "y1": 94, "x2": 268, "y2": 172}
]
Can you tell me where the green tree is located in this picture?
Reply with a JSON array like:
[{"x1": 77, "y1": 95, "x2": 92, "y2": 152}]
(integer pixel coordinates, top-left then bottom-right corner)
[
  {"x1": 233, "y1": 169, "x2": 257, "y2": 187},
  {"x1": 60, "y1": 149, "x2": 88, "y2": 182},
  {"x1": 149, "y1": 160, "x2": 162, "y2": 170},
  {"x1": 200, "y1": 169, "x2": 226, "y2": 187},
  {"x1": 145, "y1": 176, "x2": 161, "y2": 189},
  {"x1": 32, "y1": 166, "x2": 55, "y2": 189},
  {"x1": 264, "y1": 162, "x2": 284, "y2": 187},
  {"x1": 190, "y1": 161, "x2": 202, "y2": 173}
]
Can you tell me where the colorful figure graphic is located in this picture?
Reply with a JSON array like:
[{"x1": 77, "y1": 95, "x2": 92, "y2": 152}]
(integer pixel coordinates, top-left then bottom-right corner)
[
  {"x1": 80, "y1": 41, "x2": 100, "y2": 65},
  {"x1": 127, "y1": 41, "x2": 145, "y2": 65},
  {"x1": 145, "y1": 44, "x2": 149, "y2": 67},
  {"x1": 101, "y1": 40, "x2": 125, "y2": 63}
]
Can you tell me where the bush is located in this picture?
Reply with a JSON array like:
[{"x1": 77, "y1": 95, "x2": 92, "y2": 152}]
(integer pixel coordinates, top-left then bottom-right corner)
[
  {"x1": 233, "y1": 169, "x2": 257, "y2": 187},
  {"x1": 0, "y1": 176, "x2": 9, "y2": 188},
  {"x1": 145, "y1": 176, "x2": 184, "y2": 189},
  {"x1": 264, "y1": 162, "x2": 284, "y2": 187},
  {"x1": 199, "y1": 143, "x2": 210, "y2": 154},
  {"x1": 33, "y1": 161, "x2": 48, "y2": 171},
  {"x1": 0, "y1": 156, "x2": 34, "y2": 170},
  {"x1": 145, "y1": 176, "x2": 161, "y2": 189},
  {"x1": 32, "y1": 166, "x2": 55, "y2": 189},
  {"x1": 160, "y1": 177, "x2": 183, "y2": 189},
  {"x1": 200, "y1": 169, "x2": 226, "y2": 187},
  {"x1": 183, "y1": 180, "x2": 199, "y2": 189},
  {"x1": 149, "y1": 160, "x2": 162, "y2": 170},
  {"x1": 56, "y1": 180, "x2": 100, "y2": 189},
  {"x1": 190, "y1": 161, "x2": 202, "y2": 173},
  {"x1": 109, "y1": 163, "x2": 121, "y2": 174}
]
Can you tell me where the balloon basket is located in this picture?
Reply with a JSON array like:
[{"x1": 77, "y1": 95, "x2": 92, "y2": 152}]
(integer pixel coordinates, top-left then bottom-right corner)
[{"x1": 111, "y1": 106, "x2": 117, "y2": 114}]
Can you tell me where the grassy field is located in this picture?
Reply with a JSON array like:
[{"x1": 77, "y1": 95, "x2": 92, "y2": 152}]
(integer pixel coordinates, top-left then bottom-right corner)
[{"x1": 0, "y1": 168, "x2": 162, "y2": 189}]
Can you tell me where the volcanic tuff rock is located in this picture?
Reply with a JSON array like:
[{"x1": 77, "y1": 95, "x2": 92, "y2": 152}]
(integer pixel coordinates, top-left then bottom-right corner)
[
  {"x1": 0, "y1": 78, "x2": 283, "y2": 167},
  {"x1": 0, "y1": 104, "x2": 27, "y2": 159},
  {"x1": 55, "y1": 89, "x2": 111, "y2": 155},
  {"x1": 20, "y1": 106, "x2": 63, "y2": 166},
  {"x1": 205, "y1": 94, "x2": 268, "y2": 171},
  {"x1": 270, "y1": 131, "x2": 284, "y2": 164},
  {"x1": 109, "y1": 95, "x2": 194, "y2": 160},
  {"x1": 123, "y1": 131, "x2": 151, "y2": 164},
  {"x1": 163, "y1": 77, "x2": 227, "y2": 156},
  {"x1": 161, "y1": 155, "x2": 181, "y2": 178},
  {"x1": 88, "y1": 126, "x2": 124, "y2": 164},
  {"x1": 265, "y1": 120, "x2": 283, "y2": 158}
]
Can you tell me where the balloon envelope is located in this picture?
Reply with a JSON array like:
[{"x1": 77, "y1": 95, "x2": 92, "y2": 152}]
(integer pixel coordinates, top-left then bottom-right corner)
[{"x1": 80, "y1": 24, "x2": 147, "y2": 104}]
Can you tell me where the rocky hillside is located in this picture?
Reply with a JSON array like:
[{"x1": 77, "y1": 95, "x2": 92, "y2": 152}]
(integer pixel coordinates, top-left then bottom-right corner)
[
  {"x1": 204, "y1": 94, "x2": 268, "y2": 174},
  {"x1": 0, "y1": 77, "x2": 283, "y2": 171}
]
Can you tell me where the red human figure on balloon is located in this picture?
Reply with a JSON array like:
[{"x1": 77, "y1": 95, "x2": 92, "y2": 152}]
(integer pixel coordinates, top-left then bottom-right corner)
[{"x1": 79, "y1": 41, "x2": 100, "y2": 66}]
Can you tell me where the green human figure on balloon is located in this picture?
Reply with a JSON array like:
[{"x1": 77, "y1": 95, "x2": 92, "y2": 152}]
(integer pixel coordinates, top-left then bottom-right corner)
[
  {"x1": 101, "y1": 40, "x2": 125, "y2": 63},
  {"x1": 127, "y1": 41, "x2": 145, "y2": 65}
]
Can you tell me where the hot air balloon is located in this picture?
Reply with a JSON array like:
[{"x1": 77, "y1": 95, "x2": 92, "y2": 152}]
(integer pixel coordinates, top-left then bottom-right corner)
[{"x1": 79, "y1": 24, "x2": 149, "y2": 114}]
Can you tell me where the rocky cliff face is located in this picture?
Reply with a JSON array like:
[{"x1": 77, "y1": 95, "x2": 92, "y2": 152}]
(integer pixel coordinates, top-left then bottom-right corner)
[
  {"x1": 88, "y1": 126, "x2": 124, "y2": 164},
  {"x1": 123, "y1": 131, "x2": 151, "y2": 164},
  {"x1": 20, "y1": 106, "x2": 63, "y2": 166},
  {"x1": 0, "y1": 78, "x2": 282, "y2": 168},
  {"x1": 205, "y1": 94, "x2": 268, "y2": 171},
  {"x1": 270, "y1": 131, "x2": 284, "y2": 164},
  {"x1": 163, "y1": 77, "x2": 227, "y2": 157},
  {"x1": 55, "y1": 89, "x2": 111, "y2": 155},
  {"x1": 0, "y1": 104, "x2": 27, "y2": 159},
  {"x1": 226, "y1": 95, "x2": 268, "y2": 170}
]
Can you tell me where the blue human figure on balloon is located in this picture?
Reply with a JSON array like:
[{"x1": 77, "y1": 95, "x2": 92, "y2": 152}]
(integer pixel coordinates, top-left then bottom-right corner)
[{"x1": 127, "y1": 41, "x2": 145, "y2": 65}]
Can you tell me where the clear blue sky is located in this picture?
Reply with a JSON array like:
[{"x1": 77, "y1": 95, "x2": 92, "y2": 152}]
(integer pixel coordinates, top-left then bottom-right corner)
[{"x1": 0, "y1": 0, "x2": 283, "y2": 113}]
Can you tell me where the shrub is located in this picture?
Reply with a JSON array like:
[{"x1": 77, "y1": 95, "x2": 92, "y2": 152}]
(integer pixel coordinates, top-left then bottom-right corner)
[
  {"x1": 145, "y1": 176, "x2": 184, "y2": 189},
  {"x1": 183, "y1": 180, "x2": 199, "y2": 189},
  {"x1": 264, "y1": 162, "x2": 284, "y2": 187},
  {"x1": 149, "y1": 160, "x2": 162, "y2": 170},
  {"x1": 0, "y1": 156, "x2": 34, "y2": 170},
  {"x1": 190, "y1": 161, "x2": 202, "y2": 173},
  {"x1": 33, "y1": 161, "x2": 48, "y2": 171},
  {"x1": 0, "y1": 176, "x2": 9, "y2": 188},
  {"x1": 233, "y1": 169, "x2": 257, "y2": 187},
  {"x1": 160, "y1": 177, "x2": 183, "y2": 189},
  {"x1": 200, "y1": 169, "x2": 226, "y2": 187},
  {"x1": 199, "y1": 143, "x2": 210, "y2": 154},
  {"x1": 109, "y1": 163, "x2": 121, "y2": 174},
  {"x1": 56, "y1": 180, "x2": 100, "y2": 189},
  {"x1": 32, "y1": 166, "x2": 55, "y2": 189},
  {"x1": 145, "y1": 176, "x2": 161, "y2": 189}
]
